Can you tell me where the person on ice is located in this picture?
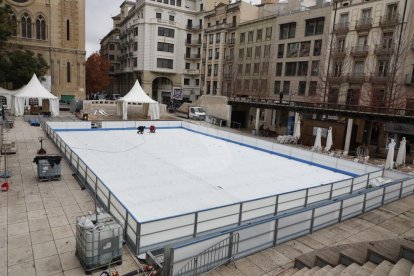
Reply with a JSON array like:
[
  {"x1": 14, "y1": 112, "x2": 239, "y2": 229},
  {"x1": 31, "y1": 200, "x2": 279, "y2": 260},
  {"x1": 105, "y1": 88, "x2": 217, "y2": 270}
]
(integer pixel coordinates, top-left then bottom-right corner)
[
  {"x1": 149, "y1": 125, "x2": 156, "y2": 133},
  {"x1": 137, "y1": 126, "x2": 145, "y2": 134}
]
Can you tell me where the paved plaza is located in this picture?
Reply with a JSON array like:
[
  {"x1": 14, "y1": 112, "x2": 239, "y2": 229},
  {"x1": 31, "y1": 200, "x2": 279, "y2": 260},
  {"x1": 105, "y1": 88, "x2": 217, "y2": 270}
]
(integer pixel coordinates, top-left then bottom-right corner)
[{"x1": 1, "y1": 115, "x2": 413, "y2": 276}]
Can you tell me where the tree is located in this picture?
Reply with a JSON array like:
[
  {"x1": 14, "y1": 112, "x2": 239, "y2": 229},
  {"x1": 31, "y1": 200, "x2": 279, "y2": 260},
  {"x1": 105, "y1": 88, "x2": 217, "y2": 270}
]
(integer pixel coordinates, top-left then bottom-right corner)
[
  {"x1": 0, "y1": 0, "x2": 13, "y2": 50},
  {"x1": 85, "y1": 52, "x2": 112, "y2": 95}
]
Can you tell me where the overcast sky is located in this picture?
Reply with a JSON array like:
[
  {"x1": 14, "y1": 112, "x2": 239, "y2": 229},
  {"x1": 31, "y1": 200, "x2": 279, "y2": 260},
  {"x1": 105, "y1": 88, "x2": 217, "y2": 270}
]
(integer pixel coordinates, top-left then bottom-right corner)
[{"x1": 86, "y1": 0, "x2": 124, "y2": 57}]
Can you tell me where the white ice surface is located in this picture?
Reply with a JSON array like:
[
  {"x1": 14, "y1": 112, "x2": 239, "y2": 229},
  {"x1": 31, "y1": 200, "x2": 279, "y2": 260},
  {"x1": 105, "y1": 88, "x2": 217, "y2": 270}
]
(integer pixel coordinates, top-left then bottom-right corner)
[{"x1": 58, "y1": 128, "x2": 350, "y2": 222}]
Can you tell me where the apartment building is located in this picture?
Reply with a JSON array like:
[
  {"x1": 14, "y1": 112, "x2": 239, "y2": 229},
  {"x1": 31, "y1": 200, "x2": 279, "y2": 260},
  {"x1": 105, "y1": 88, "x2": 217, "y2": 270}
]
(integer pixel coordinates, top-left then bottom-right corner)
[
  {"x1": 100, "y1": 14, "x2": 122, "y2": 95},
  {"x1": 201, "y1": 0, "x2": 259, "y2": 96}
]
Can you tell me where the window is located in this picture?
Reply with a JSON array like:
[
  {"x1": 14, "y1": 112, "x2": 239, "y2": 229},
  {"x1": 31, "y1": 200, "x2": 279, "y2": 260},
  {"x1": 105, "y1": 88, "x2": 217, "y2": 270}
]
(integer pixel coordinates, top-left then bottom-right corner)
[
  {"x1": 278, "y1": 44, "x2": 284, "y2": 58},
  {"x1": 265, "y1": 27, "x2": 272, "y2": 40},
  {"x1": 346, "y1": 89, "x2": 360, "y2": 105},
  {"x1": 157, "y1": 58, "x2": 173, "y2": 69},
  {"x1": 253, "y1": 63, "x2": 259, "y2": 75},
  {"x1": 36, "y1": 15, "x2": 46, "y2": 40},
  {"x1": 134, "y1": 27, "x2": 138, "y2": 36},
  {"x1": 184, "y1": 78, "x2": 190, "y2": 85},
  {"x1": 333, "y1": 61, "x2": 343, "y2": 76},
  {"x1": 213, "y1": 81, "x2": 217, "y2": 94},
  {"x1": 280, "y1": 23, "x2": 296, "y2": 39},
  {"x1": 215, "y1": 48, "x2": 219, "y2": 59},
  {"x1": 262, "y1": 62, "x2": 269, "y2": 75},
  {"x1": 245, "y1": 63, "x2": 251, "y2": 75},
  {"x1": 109, "y1": 55, "x2": 115, "y2": 61},
  {"x1": 255, "y1": 46, "x2": 261, "y2": 58},
  {"x1": 285, "y1": 62, "x2": 297, "y2": 76},
  {"x1": 244, "y1": 80, "x2": 250, "y2": 91},
  {"x1": 246, "y1": 47, "x2": 252, "y2": 59},
  {"x1": 134, "y1": 42, "x2": 138, "y2": 51},
  {"x1": 309, "y1": 81, "x2": 317, "y2": 96},
  {"x1": 157, "y1": 42, "x2": 174, "y2": 52},
  {"x1": 195, "y1": 79, "x2": 199, "y2": 86},
  {"x1": 208, "y1": 49, "x2": 212, "y2": 60},
  {"x1": 264, "y1": 45, "x2": 270, "y2": 58},
  {"x1": 66, "y1": 62, "x2": 71, "y2": 83},
  {"x1": 328, "y1": 88, "x2": 339, "y2": 103},
  {"x1": 215, "y1": 33, "x2": 220, "y2": 43},
  {"x1": 133, "y1": 58, "x2": 137, "y2": 67},
  {"x1": 354, "y1": 61, "x2": 364, "y2": 75},
  {"x1": 170, "y1": 0, "x2": 175, "y2": 5},
  {"x1": 377, "y1": 60, "x2": 389, "y2": 77},
  {"x1": 11, "y1": 13, "x2": 17, "y2": 36},
  {"x1": 158, "y1": 27, "x2": 174, "y2": 38},
  {"x1": 287, "y1": 42, "x2": 299, "y2": 58},
  {"x1": 361, "y1": 9, "x2": 372, "y2": 21},
  {"x1": 209, "y1": 34, "x2": 213, "y2": 44},
  {"x1": 169, "y1": 15, "x2": 175, "y2": 22},
  {"x1": 298, "y1": 81, "x2": 306, "y2": 95},
  {"x1": 382, "y1": 32, "x2": 394, "y2": 48},
  {"x1": 208, "y1": 65, "x2": 212, "y2": 76},
  {"x1": 156, "y1": 13, "x2": 161, "y2": 19},
  {"x1": 185, "y1": 63, "x2": 190, "y2": 69},
  {"x1": 386, "y1": 4, "x2": 398, "y2": 19},
  {"x1": 239, "y1": 48, "x2": 244, "y2": 59},
  {"x1": 240, "y1": 33, "x2": 245, "y2": 44},
  {"x1": 276, "y1": 63, "x2": 283, "y2": 76},
  {"x1": 66, "y1": 19, "x2": 70, "y2": 40},
  {"x1": 300, "y1": 41, "x2": 311, "y2": 57},
  {"x1": 297, "y1": 62, "x2": 308, "y2": 76},
  {"x1": 207, "y1": 81, "x2": 210, "y2": 94},
  {"x1": 256, "y1": 29, "x2": 262, "y2": 42},
  {"x1": 305, "y1": 17, "x2": 325, "y2": 36},
  {"x1": 248, "y1": 31, "x2": 253, "y2": 43},
  {"x1": 238, "y1": 64, "x2": 243, "y2": 75},
  {"x1": 313, "y1": 40, "x2": 322, "y2": 56},
  {"x1": 311, "y1": 61, "x2": 319, "y2": 76},
  {"x1": 109, "y1": 44, "x2": 115, "y2": 50},
  {"x1": 21, "y1": 13, "x2": 32, "y2": 38},
  {"x1": 232, "y1": 16, "x2": 237, "y2": 27},
  {"x1": 283, "y1": 81, "x2": 290, "y2": 95},
  {"x1": 340, "y1": 13, "x2": 349, "y2": 24},
  {"x1": 176, "y1": 0, "x2": 181, "y2": 7},
  {"x1": 213, "y1": 64, "x2": 218, "y2": 76},
  {"x1": 261, "y1": 80, "x2": 267, "y2": 93},
  {"x1": 274, "y1": 81, "x2": 281, "y2": 94}
]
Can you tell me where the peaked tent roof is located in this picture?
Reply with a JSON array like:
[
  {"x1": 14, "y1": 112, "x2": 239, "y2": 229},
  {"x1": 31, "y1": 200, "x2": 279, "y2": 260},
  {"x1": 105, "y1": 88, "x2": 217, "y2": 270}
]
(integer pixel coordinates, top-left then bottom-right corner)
[
  {"x1": 14, "y1": 74, "x2": 57, "y2": 99},
  {"x1": 118, "y1": 80, "x2": 156, "y2": 103}
]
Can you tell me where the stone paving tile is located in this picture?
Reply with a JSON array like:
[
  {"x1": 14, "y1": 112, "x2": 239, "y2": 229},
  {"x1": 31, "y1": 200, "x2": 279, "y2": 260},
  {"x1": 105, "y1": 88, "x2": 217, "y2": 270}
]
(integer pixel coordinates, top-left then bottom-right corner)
[
  {"x1": 8, "y1": 233, "x2": 31, "y2": 250},
  {"x1": 31, "y1": 228, "x2": 54, "y2": 245},
  {"x1": 33, "y1": 241, "x2": 58, "y2": 260},
  {"x1": 28, "y1": 217, "x2": 50, "y2": 232},
  {"x1": 7, "y1": 221, "x2": 29, "y2": 236},
  {"x1": 55, "y1": 237, "x2": 76, "y2": 255},
  {"x1": 8, "y1": 261, "x2": 36, "y2": 276},
  {"x1": 59, "y1": 251, "x2": 81, "y2": 271},
  {"x1": 7, "y1": 245, "x2": 33, "y2": 266},
  {"x1": 34, "y1": 255, "x2": 63, "y2": 276}
]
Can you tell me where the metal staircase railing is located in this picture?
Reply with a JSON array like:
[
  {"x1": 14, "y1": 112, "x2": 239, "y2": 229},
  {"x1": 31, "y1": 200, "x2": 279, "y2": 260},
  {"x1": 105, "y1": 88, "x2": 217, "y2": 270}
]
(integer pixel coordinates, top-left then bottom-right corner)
[{"x1": 175, "y1": 233, "x2": 240, "y2": 276}]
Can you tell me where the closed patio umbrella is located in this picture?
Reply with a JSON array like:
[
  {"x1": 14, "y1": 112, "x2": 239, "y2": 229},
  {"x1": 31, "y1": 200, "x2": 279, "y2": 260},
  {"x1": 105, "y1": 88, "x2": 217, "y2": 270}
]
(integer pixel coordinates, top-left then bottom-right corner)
[
  {"x1": 325, "y1": 127, "x2": 333, "y2": 152},
  {"x1": 385, "y1": 139, "x2": 396, "y2": 170},
  {"x1": 293, "y1": 117, "x2": 301, "y2": 143},
  {"x1": 313, "y1": 127, "x2": 322, "y2": 151},
  {"x1": 395, "y1": 137, "x2": 406, "y2": 167}
]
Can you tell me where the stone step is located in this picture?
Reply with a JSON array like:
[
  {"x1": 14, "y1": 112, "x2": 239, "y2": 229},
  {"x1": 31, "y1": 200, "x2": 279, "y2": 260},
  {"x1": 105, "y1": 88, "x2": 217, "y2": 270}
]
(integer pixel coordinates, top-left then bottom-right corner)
[
  {"x1": 389, "y1": 258, "x2": 413, "y2": 276},
  {"x1": 370, "y1": 260, "x2": 394, "y2": 276},
  {"x1": 340, "y1": 244, "x2": 370, "y2": 265},
  {"x1": 312, "y1": 265, "x2": 333, "y2": 276},
  {"x1": 367, "y1": 239, "x2": 406, "y2": 264},
  {"x1": 291, "y1": 267, "x2": 309, "y2": 276},
  {"x1": 281, "y1": 268, "x2": 299, "y2": 276},
  {"x1": 315, "y1": 246, "x2": 349, "y2": 267},
  {"x1": 326, "y1": 264, "x2": 346, "y2": 276},
  {"x1": 302, "y1": 266, "x2": 320, "y2": 276},
  {"x1": 339, "y1": 263, "x2": 361, "y2": 275},
  {"x1": 355, "y1": 261, "x2": 376, "y2": 276}
]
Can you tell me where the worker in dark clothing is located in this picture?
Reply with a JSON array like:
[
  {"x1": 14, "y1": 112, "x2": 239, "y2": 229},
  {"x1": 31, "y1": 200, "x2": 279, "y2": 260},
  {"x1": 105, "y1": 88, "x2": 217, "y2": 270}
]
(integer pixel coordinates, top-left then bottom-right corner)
[
  {"x1": 137, "y1": 126, "x2": 145, "y2": 134},
  {"x1": 149, "y1": 125, "x2": 156, "y2": 133}
]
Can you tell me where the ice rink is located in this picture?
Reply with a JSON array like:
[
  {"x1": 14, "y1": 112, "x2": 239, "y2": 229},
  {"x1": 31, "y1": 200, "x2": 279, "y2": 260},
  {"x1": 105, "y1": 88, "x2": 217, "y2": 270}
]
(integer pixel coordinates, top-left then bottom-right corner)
[{"x1": 58, "y1": 128, "x2": 351, "y2": 222}]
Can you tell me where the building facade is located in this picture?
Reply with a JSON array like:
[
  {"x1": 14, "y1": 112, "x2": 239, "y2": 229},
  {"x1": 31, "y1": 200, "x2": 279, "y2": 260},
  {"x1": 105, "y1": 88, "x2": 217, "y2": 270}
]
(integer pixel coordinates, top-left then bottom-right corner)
[{"x1": 4, "y1": 0, "x2": 86, "y2": 101}]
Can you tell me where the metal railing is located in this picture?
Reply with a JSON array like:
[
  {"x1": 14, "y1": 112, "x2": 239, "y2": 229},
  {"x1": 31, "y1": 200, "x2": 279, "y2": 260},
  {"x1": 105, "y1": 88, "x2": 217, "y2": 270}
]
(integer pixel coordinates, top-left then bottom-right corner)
[
  {"x1": 166, "y1": 175, "x2": 414, "y2": 275},
  {"x1": 174, "y1": 233, "x2": 239, "y2": 276},
  {"x1": 43, "y1": 121, "x2": 383, "y2": 256}
]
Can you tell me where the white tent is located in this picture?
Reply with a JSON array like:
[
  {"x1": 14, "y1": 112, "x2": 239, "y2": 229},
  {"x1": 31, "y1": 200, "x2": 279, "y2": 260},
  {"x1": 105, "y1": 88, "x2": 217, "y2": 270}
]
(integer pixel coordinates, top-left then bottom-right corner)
[
  {"x1": 313, "y1": 127, "x2": 322, "y2": 151},
  {"x1": 395, "y1": 137, "x2": 406, "y2": 167},
  {"x1": 325, "y1": 127, "x2": 333, "y2": 152},
  {"x1": 11, "y1": 74, "x2": 59, "y2": 116},
  {"x1": 0, "y1": 86, "x2": 15, "y2": 109},
  {"x1": 116, "y1": 80, "x2": 160, "y2": 120},
  {"x1": 385, "y1": 139, "x2": 396, "y2": 170}
]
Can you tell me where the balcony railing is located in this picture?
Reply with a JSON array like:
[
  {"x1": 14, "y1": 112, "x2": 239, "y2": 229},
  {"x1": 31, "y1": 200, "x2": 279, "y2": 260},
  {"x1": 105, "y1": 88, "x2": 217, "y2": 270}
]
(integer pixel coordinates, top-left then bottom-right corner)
[
  {"x1": 225, "y1": 55, "x2": 234, "y2": 61},
  {"x1": 184, "y1": 69, "x2": 200, "y2": 75},
  {"x1": 185, "y1": 39, "x2": 202, "y2": 46},
  {"x1": 156, "y1": 18, "x2": 176, "y2": 26},
  {"x1": 355, "y1": 18, "x2": 373, "y2": 31},
  {"x1": 327, "y1": 74, "x2": 345, "y2": 84},
  {"x1": 184, "y1": 54, "x2": 201, "y2": 60},
  {"x1": 347, "y1": 73, "x2": 366, "y2": 83},
  {"x1": 331, "y1": 47, "x2": 347, "y2": 58},
  {"x1": 374, "y1": 44, "x2": 394, "y2": 56},
  {"x1": 227, "y1": 39, "x2": 235, "y2": 45},
  {"x1": 223, "y1": 73, "x2": 233, "y2": 79},
  {"x1": 333, "y1": 22, "x2": 349, "y2": 34},
  {"x1": 369, "y1": 73, "x2": 388, "y2": 84},
  {"x1": 205, "y1": 23, "x2": 228, "y2": 33},
  {"x1": 379, "y1": 14, "x2": 400, "y2": 29},
  {"x1": 186, "y1": 25, "x2": 202, "y2": 32},
  {"x1": 350, "y1": 45, "x2": 369, "y2": 57}
]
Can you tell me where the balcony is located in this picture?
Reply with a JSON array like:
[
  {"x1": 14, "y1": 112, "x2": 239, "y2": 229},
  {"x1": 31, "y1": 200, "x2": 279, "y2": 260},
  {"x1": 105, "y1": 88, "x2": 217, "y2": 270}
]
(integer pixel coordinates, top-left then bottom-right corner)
[
  {"x1": 156, "y1": 18, "x2": 176, "y2": 26},
  {"x1": 331, "y1": 47, "x2": 347, "y2": 58},
  {"x1": 333, "y1": 22, "x2": 349, "y2": 35},
  {"x1": 355, "y1": 18, "x2": 372, "y2": 31},
  {"x1": 405, "y1": 74, "x2": 414, "y2": 86},
  {"x1": 347, "y1": 73, "x2": 366, "y2": 83},
  {"x1": 224, "y1": 55, "x2": 234, "y2": 62},
  {"x1": 184, "y1": 54, "x2": 201, "y2": 60},
  {"x1": 227, "y1": 23, "x2": 237, "y2": 30},
  {"x1": 205, "y1": 23, "x2": 228, "y2": 33},
  {"x1": 327, "y1": 74, "x2": 346, "y2": 84},
  {"x1": 374, "y1": 44, "x2": 394, "y2": 56},
  {"x1": 369, "y1": 73, "x2": 388, "y2": 84},
  {"x1": 223, "y1": 73, "x2": 233, "y2": 80},
  {"x1": 185, "y1": 39, "x2": 202, "y2": 46},
  {"x1": 350, "y1": 45, "x2": 369, "y2": 57},
  {"x1": 184, "y1": 69, "x2": 200, "y2": 75},
  {"x1": 186, "y1": 25, "x2": 202, "y2": 32},
  {"x1": 379, "y1": 14, "x2": 400, "y2": 29}
]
